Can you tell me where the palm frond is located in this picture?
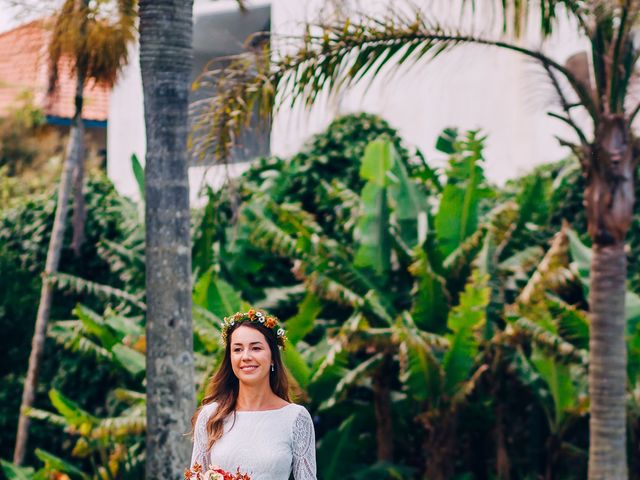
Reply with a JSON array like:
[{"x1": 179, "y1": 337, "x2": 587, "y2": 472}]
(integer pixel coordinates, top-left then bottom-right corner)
[
  {"x1": 48, "y1": 320, "x2": 112, "y2": 360},
  {"x1": 192, "y1": 8, "x2": 597, "y2": 161},
  {"x1": 505, "y1": 317, "x2": 588, "y2": 364},
  {"x1": 48, "y1": 0, "x2": 137, "y2": 92},
  {"x1": 465, "y1": 0, "x2": 593, "y2": 38},
  {"x1": 48, "y1": 272, "x2": 146, "y2": 311},
  {"x1": 24, "y1": 407, "x2": 68, "y2": 429},
  {"x1": 319, "y1": 352, "x2": 385, "y2": 410},
  {"x1": 92, "y1": 412, "x2": 146, "y2": 439},
  {"x1": 516, "y1": 225, "x2": 573, "y2": 307},
  {"x1": 112, "y1": 389, "x2": 145, "y2": 405},
  {"x1": 97, "y1": 238, "x2": 145, "y2": 288}
]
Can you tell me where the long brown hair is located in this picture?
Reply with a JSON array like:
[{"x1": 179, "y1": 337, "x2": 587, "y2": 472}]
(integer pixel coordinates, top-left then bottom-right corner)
[{"x1": 191, "y1": 320, "x2": 290, "y2": 450}]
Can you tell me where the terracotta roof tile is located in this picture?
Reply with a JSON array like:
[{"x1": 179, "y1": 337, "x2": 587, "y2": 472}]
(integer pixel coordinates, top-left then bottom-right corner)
[{"x1": 0, "y1": 19, "x2": 109, "y2": 121}]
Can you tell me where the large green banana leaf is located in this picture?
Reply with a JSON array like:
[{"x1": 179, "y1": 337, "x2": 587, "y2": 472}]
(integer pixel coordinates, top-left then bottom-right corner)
[
  {"x1": 396, "y1": 312, "x2": 443, "y2": 403},
  {"x1": 434, "y1": 130, "x2": 492, "y2": 258},
  {"x1": 442, "y1": 271, "x2": 489, "y2": 396},
  {"x1": 530, "y1": 347, "x2": 579, "y2": 430},
  {"x1": 193, "y1": 268, "x2": 243, "y2": 318},
  {"x1": 284, "y1": 292, "x2": 322, "y2": 345}
]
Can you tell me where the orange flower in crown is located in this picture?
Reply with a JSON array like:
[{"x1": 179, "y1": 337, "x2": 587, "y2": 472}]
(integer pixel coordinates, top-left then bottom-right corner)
[{"x1": 221, "y1": 308, "x2": 287, "y2": 348}]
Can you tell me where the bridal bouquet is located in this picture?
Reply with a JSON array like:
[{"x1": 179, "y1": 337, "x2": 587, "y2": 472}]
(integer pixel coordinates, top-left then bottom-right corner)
[{"x1": 185, "y1": 463, "x2": 250, "y2": 480}]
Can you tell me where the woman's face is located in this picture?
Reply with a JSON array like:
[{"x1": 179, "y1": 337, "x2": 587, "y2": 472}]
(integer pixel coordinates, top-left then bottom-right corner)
[{"x1": 229, "y1": 325, "x2": 273, "y2": 386}]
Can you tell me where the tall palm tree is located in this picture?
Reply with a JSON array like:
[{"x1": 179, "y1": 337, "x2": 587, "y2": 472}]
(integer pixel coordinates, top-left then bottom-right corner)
[
  {"x1": 13, "y1": 0, "x2": 136, "y2": 465},
  {"x1": 138, "y1": 1, "x2": 196, "y2": 478},
  {"x1": 194, "y1": 2, "x2": 639, "y2": 478}
]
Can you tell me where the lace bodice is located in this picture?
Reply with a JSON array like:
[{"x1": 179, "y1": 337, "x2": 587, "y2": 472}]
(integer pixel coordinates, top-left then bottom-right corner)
[{"x1": 190, "y1": 403, "x2": 317, "y2": 480}]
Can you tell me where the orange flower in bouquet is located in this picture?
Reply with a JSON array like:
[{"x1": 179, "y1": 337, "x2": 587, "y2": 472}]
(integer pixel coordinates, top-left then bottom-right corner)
[{"x1": 185, "y1": 463, "x2": 250, "y2": 480}]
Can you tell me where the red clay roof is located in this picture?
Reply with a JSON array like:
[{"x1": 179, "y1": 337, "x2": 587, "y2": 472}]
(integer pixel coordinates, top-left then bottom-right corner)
[{"x1": 0, "y1": 19, "x2": 109, "y2": 121}]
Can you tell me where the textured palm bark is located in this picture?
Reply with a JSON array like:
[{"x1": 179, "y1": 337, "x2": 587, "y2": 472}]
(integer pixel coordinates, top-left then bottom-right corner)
[
  {"x1": 13, "y1": 70, "x2": 85, "y2": 465},
  {"x1": 588, "y1": 244, "x2": 628, "y2": 480},
  {"x1": 139, "y1": 1, "x2": 196, "y2": 479},
  {"x1": 584, "y1": 115, "x2": 634, "y2": 479}
]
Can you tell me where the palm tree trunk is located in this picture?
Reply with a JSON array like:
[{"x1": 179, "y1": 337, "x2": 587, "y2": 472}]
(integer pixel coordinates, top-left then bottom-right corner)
[
  {"x1": 584, "y1": 115, "x2": 633, "y2": 479},
  {"x1": 13, "y1": 69, "x2": 85, "y2": 466},
  {"x1": 139, "y1": 1, "x2": 196, "y2": 479},
  {"x1": 588, "y1": 243, "x2": 628, "y2": 479}
]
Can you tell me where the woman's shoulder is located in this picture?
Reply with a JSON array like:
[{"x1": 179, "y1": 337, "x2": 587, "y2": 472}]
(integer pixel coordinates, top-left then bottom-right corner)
[
  {"x1": 195, "y1": 401, "x2": 218, "y2": 422},
  {"x1": 286, "y1": 402, "x2": 310, "y2": 415},
  {"x1": 283, "y1": 403, "x2": 313, "y2": 425}
]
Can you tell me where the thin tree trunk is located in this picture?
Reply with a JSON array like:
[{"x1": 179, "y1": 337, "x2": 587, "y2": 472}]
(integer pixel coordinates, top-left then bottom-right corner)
[
  {"x1": 71, "y1": 147, "x2": 86, "y2": 255},
  {"x1": 372, "y1": 361, "x2": 394, "y2": 462},
  {"x1": 13, "y1": 69, "x2": 85, "y2": 466},
  {"x1": 139, "y1": 1, "x2": 196, "y2": 479},
  {"x1": 588, "y1": 243, "x2": 628, "y2": 480}
]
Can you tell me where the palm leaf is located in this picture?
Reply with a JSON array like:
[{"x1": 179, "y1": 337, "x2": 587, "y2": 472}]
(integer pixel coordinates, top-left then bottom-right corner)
[
  {"x1": 284, "y1": 292, "x2": 322, "y2": 345},
  {"x1": 517, "y1": 225, "x2": 572, "y2": 308},
  {"x1": 435, "y1": 130, "x2": 492, "y2": 258},
  {"x1": 408, "y1": 248, "x2": 449, "y2": 333},
  {"x1": 193, "y1": 269, "x2": 243, "y2": 318},
  {"x1": 192, "y1": 8, "x2": 596, "y2": 161},
  {"x1": 353, "y1": 140, "x2": 394, "y2": 275},
  {"x1": 34, "y1": 449, "x2": 88, "y2": 480},
  {"x1": 72, "y1": 305, "x2": 120, "y2": 350},
  {"x1": 316, "y1": 415, "x2": 356, "y2": 480},
  {"x1": 282, "y1": 342, "x2": 312, "y2": 391},
  {"x1": 529, "y1": 347, "x2": 578, "y2": 429},
  {"x1": 0, "y1": 460, "x2": 35, "y2": 480},
  {"x1": 442, "y1": 271, "x2": 489, "y2": 396},
  {"x1": 464, "y1": 0, "x2": 593, "y2": 37},
  {"x1": 131, "y1": 153, "x2": 145, "y2": 200},
  {"x1": 396, "y1": 312, "x2": 443, "y2": 403},
  {"x1": 23, "y1": 407, "x2": 68, "y2": 429},
  {"x1": 48, "y1": 272, "x2": 146, "y2": 310},
  {"x1": 92, "y1": 412, "x2": 146, "y2": 439},
  {"x1": 319, "y1": 352, "x2": 384, "y2": 410},
  {"x1": 507, "y1": 317, "x2": 587, "y2": 364},
  {"x1": 111, "y1": 344, "x2": 146, "y2": 377},
  {"x1": 48, "y1": 321, "x2": 112, "y2": 360},
  {"x1": 48, "y1": 389, "x2": 97, "y2": 429},
  {"x1": 112, "y1": 388, "x2": 145, "y2": 405}
]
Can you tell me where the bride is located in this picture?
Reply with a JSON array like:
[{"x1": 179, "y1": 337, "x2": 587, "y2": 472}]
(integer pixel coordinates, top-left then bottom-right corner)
[{"x1": 190, "y1": 309, "x2": 317, "y2": 480}]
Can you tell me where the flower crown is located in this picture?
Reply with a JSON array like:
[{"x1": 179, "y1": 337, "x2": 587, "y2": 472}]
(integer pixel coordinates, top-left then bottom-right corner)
[{"x1": 221, "y1": 309, "x2": 287, "y2": 348}]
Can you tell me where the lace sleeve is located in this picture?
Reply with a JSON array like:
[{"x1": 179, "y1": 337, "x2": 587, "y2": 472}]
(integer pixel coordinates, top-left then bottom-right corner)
[
  {"x1": 190, "y1": 405, "x2": 212, "y2": 470},
  {"x1": 291, "y1": 408, "x2": 317, "y2": 480}
]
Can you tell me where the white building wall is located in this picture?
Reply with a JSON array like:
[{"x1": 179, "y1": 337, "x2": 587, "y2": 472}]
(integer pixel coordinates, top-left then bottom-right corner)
[
  {"x1": 107, "y1": 0, "x2": 269, "y2": 203},
  {"x1": 108, "y1": 0, "x2": 591, "y2": 203},
  {"x1": 270, "y1": 0, "x2": 591, "y2": 183}
]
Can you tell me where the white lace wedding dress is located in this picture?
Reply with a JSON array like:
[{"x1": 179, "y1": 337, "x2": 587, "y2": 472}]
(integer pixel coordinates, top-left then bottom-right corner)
[{"x1": 190, "y1": 402, "x2": 317, "y2": 480}]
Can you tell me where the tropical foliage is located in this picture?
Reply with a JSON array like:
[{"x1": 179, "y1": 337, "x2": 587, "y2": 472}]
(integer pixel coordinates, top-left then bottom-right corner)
[
  {"x1": 5, "y1": 114, "x2": 640, "y2": 479},
  {"x1": 194, "y1": 4, "x2": 640, "y2": 478}
]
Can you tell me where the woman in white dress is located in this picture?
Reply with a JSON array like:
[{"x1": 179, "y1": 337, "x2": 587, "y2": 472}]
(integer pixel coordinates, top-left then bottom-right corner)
[{"x1": 190, "y1": 309, "x2": 317, "y2": 480}]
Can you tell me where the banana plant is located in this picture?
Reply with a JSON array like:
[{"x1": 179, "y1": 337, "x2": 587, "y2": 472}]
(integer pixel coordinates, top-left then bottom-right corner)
[
  {"x1": 235, "y1": 135, "x2": 503, "y2": 476},
  {"x1": 396, "y1": 271, "x2": 490, "y2": 480},
  {"x1": 23, "y1": 389, "x2": 144, "y2": 480}
]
